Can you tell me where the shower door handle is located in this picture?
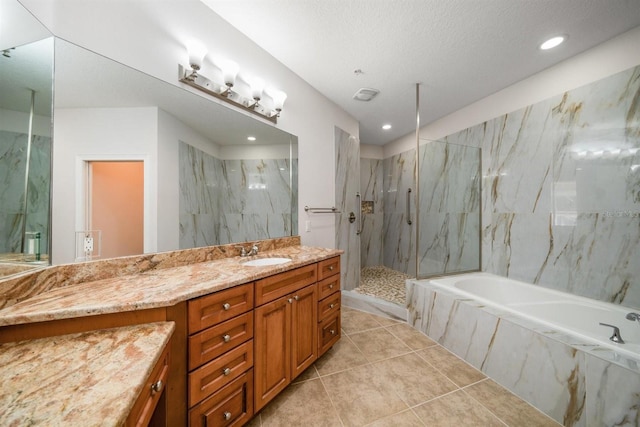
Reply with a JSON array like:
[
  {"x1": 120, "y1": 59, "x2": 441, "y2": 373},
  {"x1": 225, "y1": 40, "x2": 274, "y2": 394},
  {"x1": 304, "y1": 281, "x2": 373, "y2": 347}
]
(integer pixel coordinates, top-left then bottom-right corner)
[
  {"x1": 406, "y1": 188, "x2": 412, "y2": 225},
  {"x1": 356, "y1": 192, "x2": 363, "y2": 235}
]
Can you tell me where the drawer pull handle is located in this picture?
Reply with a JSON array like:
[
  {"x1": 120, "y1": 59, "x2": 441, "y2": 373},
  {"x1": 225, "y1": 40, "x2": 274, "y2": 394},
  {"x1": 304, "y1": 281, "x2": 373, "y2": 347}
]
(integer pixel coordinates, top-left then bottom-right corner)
[
  {"x1": 329, "y1": 303, "x2": 335, "y2": 309},
  {"x1": 288, "y1": 298, "x2": 293, "y2": 304},
  {"x1": 151, "y1": 380, "x2": 163, "y2": 395},
  {"x1": 294, "y1": 295, "x2": 300, "y2": 301},
  {"x1": 223, "y1": 411, "x2": 232, "y2": 421},
  {"x1": 222, "y1": 302, "x2": 231, "y2": 311},
  {"x1": 330, "y1": 329, "x2": 336, "y2": 335},
  {"x1": 223, "y1": 334, "x2": 231, "y2": 343},
  {"x1": 223, "y1": 367, "x2": 231, "y2": 376},
  {"x1": 329, "y1": 265, "x2": 334, "y2": 271},
  {"x1": 329, "y1": 284, "x2": 334, "y2": 289}
]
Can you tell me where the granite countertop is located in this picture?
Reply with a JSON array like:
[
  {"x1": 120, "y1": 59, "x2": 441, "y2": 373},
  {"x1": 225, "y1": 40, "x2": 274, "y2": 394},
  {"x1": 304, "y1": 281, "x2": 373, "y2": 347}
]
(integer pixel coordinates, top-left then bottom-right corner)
[
  {"x1": 0, "y1": 245, "x2": 341, "y2": 327},
  {"x1": 0, "y1": 321, "x2": 175, "y2": 426}
]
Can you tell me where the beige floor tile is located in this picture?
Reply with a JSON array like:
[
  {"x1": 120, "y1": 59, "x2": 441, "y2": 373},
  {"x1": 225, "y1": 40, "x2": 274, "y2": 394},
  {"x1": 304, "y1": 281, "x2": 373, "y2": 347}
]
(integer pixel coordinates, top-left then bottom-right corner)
[
  {"x1": 370, "y1": 314, "x2": 403, "y2": 327},
  {"x1": 293, "y1": 364, "x2": 319, "y2": 383},
  {"x1": 245, "y1": 414, "x2": 262, "y2": 426},
  {"x1": 371, "y1": 352, "x2": 458, "y2": 407},
  {"x1": 341, "y1": 308, "x2": 385, "y2": 334},
  {"x1": 417, "y1": 345, "x2": 485, "y2": 387},
  {"x1": 385, "y1": 323, "x2": 437, "y2": 350},
  {"x1": 465, "y1": 379, "x2": 561, "y2": 426},
  {"x1": 259, "y1": 378, "x2": 342, "y2": 427},
  {"x1": 321, "y1": 363, "x2": 409, "y2": 426},
  {"x1": 348, "y1": 328, "x2": 412, "y2": 362},
  {"x1": 412, "y1": 390, "x2": 505, "y2": 426},
  {"x1": 364, "y1": 409, "x2": 424, "y2": 426},
  {"x1": 314, "y1": 335, "x2": 369, "y2": 376}
]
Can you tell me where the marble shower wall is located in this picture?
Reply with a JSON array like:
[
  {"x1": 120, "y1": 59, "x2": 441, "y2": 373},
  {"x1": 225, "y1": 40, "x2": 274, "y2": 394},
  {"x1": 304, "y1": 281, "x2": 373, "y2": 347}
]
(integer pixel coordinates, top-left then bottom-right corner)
[
  {"x1": 179, "y1": 142, "x2": 296, "y2": 248},
  {"x1": 359, "y1": 157, "x2": 384, "y2": 267},
  {"x1": 437, "y1": 64, "x2": 640, "y2": 309},
  {"x1": 0, "y1": 130, "x2": 51, "y2": 254},
  {"x1": 335, "y1": 127, "x2": 360, "y2": 291},
  {"x1": 418, "y1": 141, "x2": 481, "y2": 276}
]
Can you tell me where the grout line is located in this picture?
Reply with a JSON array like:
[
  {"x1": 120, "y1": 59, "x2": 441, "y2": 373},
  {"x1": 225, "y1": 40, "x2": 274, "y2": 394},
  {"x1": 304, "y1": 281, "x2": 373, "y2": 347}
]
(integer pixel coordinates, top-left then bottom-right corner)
[{"x1": 316, "y1": 368, "x2": 346, "y2": 427}]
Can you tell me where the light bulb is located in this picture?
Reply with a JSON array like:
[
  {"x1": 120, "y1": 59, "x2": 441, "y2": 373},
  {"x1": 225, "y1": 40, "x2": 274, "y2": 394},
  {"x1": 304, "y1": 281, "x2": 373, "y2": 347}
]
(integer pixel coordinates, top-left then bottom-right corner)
[
  {"x1": 186, "y1": 40, "x2": 207, "y2": 71},
  {"x1": 250, "y1": 77, "x2": 266, "y2": 101},
  {"x1": 221, "y1": 60, "x2": 239, "y2": 87},
  {"x1": 272, "y1": 90, "x2": 287, "y2": 112}
]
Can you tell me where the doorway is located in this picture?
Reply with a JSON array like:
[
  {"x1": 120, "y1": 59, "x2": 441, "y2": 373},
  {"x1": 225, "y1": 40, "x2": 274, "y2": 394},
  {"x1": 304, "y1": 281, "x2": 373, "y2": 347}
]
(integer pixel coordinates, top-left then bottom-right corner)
[{"x1": 87, "y1": 161, "x2": 144, "y2": 259}]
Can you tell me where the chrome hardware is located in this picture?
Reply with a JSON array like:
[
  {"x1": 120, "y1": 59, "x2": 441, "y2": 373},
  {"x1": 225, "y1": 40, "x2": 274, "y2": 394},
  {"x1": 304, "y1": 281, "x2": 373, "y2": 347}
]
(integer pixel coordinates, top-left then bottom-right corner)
[
  {"x1": 235, "y1": 246, "x2": 247, "y2": 257},
  {"x1": 329, "y1": 303, "x2": 335, "y2": 309},
  {"x1": 600, "y1": 323, "x2": 625, "y2": 343},
  {"x1": 329, "y1": 284, "x2": 334, "y2": 289},
  {"x1": 223, "y1": 367, "x2": 231, "y2": 376},
  {"x1": 329, "y1": 265, "x2": 334, "y2": 271},
  {"x1": 249, "y1": 244, "x2": 259, "y2": 256},
  {"x1": 356, "y1": 192, "x2": 363, "y2": 235},
  {"x1": 151, "y1": 380, "x2": 163, "y2": 395},
  {"x1": 223, "y1": 411, "x2": 232, "y2": 421},
  {"x1": 223, "y1": 334, "x2": 231, "y2": 343},
  {"x1": 406, "y1": 188, "x2": 413, "y2": 225},
  {"x1": 304, "y1": 206, "x2": 341, "y2": 213},
  {"x1": 288, "y1": 298, "x2": 293, "y2": 304},
  {"x1": 626, "y1": 312, "x2": 640, "y2": 323},
  {"x1": 348, "y1": 212, "x2": 356, "y2": 223},
  {"x1": 294, "y1": 295, "x2": 299, "y2": 301},
  {"x1": 222, "y1": 302, "x2": 231, "y2": 311},
  {"x1": 235, "y1": 244, "x2": 258, "y2": 257},
  {"x1": 329, "y1": 329, "x2": 336, "y2": 335}
]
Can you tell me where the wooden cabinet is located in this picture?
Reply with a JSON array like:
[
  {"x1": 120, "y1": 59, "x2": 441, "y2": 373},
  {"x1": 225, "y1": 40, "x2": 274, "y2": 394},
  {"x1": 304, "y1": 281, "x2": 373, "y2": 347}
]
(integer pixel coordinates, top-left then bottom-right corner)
[
  {"x1": 254, "y1": 266, "x2": 318, "y2": 411},
  {"x1": 317, "y1": 256, "x2": 341, "y2": 357},
  {"x1": 188, "y1": 285, "x2": 255, "y2": 426}
]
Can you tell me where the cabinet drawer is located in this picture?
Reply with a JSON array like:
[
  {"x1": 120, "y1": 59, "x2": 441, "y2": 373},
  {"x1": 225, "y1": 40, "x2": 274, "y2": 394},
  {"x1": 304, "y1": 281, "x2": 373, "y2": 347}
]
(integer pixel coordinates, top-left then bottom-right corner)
[
  {"x1": 255, "y1": 264, "x2": 317, "y2": 305},
  {"x1": 317, "y1": 256, "x2": 340, "y2": 280},
  {"x1": 189, "y1": 369, "x2": 254, "y2": 427},
  {"x1": 317, "y1": 274, "x2": 340, "y2": 300},
  {"x1": 189, "y1": 340, "x2": 253, "y2": 407},
  {"x1": 189, "y1": 312, "x2": 254, "y2": 370},
  {"x1": 318, "y1": 311, "x2": 341, "y2": 356},
  {"x1": 189, "y1": 283, "x2": 254, "y2": 333},
  {"x1": 126, "y1": 340, "x2": 170, "y2": 427},
  {"x1": 318, "y1": 291, "x2": 340, "y2": 322}
]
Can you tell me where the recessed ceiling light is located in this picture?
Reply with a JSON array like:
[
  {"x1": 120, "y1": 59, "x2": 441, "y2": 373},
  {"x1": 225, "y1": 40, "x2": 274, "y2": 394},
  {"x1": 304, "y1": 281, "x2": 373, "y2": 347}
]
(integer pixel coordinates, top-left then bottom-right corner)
[
  {"x1": 382, "y1": 124, "x2": 392, "y2": 130},
  {"x1": 247, "y1": 136, "x2": 256, "y2": 141},
  {"x1": 540, "y1": 35, "x2": 565, "y2": 50}
]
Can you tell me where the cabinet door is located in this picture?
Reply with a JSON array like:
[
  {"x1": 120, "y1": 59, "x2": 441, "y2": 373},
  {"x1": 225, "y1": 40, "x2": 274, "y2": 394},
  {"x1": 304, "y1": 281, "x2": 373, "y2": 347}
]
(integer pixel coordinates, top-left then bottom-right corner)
[
  {"x1": 254, "y1": 296, "x2": 291, "y2": 411},
  {"x1": 291, "y1": 284, "x2": 317, "y2": 379}
]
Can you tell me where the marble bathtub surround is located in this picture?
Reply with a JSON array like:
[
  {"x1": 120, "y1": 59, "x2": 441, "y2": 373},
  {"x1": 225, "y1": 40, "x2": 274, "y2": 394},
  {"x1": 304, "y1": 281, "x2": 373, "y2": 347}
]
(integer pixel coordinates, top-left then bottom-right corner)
[
  {"x1": 247, "y1": 307, "x2": 559, "y2": 427},
  {"x1": 0, "y1": 235, "x2": 300, "y2": 310},
  {"x1": 0, "y1": 321, "x2": 174, "y2": 426},
  {"x1": 0, "y1": 237, "x2": 344, "y2": 327},
  {"x1": 407, "y1": 280, "x2": 640, "y2": 426},
  {"x1": 179, "y1": 141, "x2": 297, "y2": 248}
]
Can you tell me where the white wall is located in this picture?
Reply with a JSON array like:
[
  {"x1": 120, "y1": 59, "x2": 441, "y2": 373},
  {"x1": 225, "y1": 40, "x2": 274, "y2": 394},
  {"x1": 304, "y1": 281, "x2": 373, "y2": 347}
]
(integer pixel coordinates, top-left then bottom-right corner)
[
  {"x1": 385, "y1": 26, "x2": 640, "y2": 157},
  {"x1": 21, "y1": 0, "x2": 359, "y2": 252},
  {"x1": 52, "y1": 107, "x2": 158, "y2": 264}
]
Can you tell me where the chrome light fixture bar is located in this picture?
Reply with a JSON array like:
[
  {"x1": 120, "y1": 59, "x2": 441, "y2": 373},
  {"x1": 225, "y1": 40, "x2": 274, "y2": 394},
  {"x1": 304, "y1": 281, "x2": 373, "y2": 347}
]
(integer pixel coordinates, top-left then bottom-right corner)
[{"x1": 179, "y1": 63, "x2": 282, "y2": 124}]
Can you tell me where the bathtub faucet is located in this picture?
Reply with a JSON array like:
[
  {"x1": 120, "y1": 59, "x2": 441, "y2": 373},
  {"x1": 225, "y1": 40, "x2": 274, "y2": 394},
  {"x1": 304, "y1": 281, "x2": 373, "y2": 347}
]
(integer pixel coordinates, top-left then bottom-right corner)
[
  {"x1": 599, "y1": 323, "x2": 625, "y2": 344},
  {"x1": 626, "y1": 312, "x2": 640, "y2": 323}
]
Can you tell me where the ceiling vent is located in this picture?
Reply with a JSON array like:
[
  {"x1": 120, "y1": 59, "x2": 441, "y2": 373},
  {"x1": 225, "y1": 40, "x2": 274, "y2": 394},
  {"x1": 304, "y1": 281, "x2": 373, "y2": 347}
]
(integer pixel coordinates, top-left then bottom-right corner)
[{"x1": 353, "y1": 87, "x2": 380, "y2": 102}]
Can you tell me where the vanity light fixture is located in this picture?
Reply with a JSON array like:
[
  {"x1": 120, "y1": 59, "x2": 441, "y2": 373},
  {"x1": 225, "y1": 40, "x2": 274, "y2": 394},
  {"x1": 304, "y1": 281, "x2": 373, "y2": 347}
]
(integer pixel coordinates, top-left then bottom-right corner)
[{"x1": 178, "y1": 41, "x2": 286, "y2": 123}]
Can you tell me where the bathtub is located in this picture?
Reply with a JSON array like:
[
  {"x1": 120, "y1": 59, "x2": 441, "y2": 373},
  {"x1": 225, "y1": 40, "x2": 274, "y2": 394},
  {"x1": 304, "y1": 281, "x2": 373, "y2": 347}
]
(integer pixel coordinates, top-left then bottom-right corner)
[{"x1": 428, "y1": 272, "x2": 640, "y2": 359}]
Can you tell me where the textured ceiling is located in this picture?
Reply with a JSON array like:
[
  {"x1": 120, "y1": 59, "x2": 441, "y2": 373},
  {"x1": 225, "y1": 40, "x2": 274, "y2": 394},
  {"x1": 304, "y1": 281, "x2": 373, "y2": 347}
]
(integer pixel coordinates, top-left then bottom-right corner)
[{"x1": 203, "y1": 0, "x2": 640, "y2": 146}]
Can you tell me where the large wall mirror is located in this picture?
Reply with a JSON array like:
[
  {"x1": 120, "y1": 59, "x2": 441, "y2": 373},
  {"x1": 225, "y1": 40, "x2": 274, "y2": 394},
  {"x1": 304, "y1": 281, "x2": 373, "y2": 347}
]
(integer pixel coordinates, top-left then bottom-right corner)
[{"x1": 1, "y1": 0, "x2": 298, "y2": 273}]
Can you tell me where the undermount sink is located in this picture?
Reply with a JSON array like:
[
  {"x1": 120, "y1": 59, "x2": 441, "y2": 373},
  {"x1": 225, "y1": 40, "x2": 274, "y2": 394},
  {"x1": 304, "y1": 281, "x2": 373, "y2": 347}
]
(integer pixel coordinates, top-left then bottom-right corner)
[{"x1": 241, "y1": 257, "x2": 292, "y2": 267}]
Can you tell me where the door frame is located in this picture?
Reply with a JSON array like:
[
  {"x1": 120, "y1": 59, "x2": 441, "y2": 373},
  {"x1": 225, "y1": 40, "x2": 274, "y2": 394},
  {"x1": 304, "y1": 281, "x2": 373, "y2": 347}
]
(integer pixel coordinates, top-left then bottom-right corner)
[{"x1": 75, "y1": 154, "x2": 155, "y2": 255}]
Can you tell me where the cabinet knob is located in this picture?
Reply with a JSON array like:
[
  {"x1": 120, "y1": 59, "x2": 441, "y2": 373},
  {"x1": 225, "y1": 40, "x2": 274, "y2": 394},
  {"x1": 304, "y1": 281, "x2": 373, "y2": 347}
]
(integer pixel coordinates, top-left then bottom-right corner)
[
  {"x1": 329, "y1": 303, "x2": 335, "y2": 309},
  {"x1": 294, "y1": 295, "x2": 300, "y2": 301},
  {"x1": 223, "y1": 411, "x2": 232, "y2": 421},
  {"x1": 150, "y1": 380, "x2": 163, "y2": 395},
  {"x1": 288, "y1": 298, "x2": 293, "y2": 304},
  {"x1": 329, "y1": 284, "x2": 334, "y2": 289},
  {"x1": 329, "y1": 329, "x2": 336, "y2": 335},
  {"x1": 329, "y1": 265, "x2": 334, "y2": 271},
  {"x1": 222, "y1": 302, "x2": 231, "y2": 311},
  {"x1": 223, "y1": 334, "x2": 231, "y2": 343},
  {"x1": 223, "y1": 367, "x2": 231, "y2": 376}
]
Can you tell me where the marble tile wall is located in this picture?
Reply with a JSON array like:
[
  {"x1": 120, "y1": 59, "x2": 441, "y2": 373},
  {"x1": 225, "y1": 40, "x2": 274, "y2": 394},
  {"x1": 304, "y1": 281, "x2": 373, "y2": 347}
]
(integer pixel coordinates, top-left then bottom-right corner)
[
  {"x1": 0, "y1": 130, "x2": 51, "y2": 255},
  {"x1": 436, "y1": 65, "x2": 640, "y2": 309},
  {"x1": 406, "y1": 280, "x2": 640, "y2": 426},
  {"x1": 359, "y1": 158, "x2": 384, "y2": 267},
  {"x1": 418, "y1": 141, "x2": 481, "y2": 276},
  {"x1": 179, "y1": 142, "x2": 296, "y2": 248},
  {"x1": 335, "y1": 127, "x2": 360, "y2": 291}
]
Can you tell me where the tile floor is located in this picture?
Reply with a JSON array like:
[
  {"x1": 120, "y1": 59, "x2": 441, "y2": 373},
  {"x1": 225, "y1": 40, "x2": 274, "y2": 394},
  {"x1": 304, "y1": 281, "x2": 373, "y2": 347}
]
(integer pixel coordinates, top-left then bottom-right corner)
[{"x1": 247, "y1": 307, "x2": 561, "y2": 427}]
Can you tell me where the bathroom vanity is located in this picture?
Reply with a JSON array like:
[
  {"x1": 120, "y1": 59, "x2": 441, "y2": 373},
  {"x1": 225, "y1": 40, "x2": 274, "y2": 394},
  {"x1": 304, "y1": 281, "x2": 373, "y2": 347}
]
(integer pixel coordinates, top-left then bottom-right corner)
[{"x1": 0, "y1": 237, "x2": 341, "y2": 426}]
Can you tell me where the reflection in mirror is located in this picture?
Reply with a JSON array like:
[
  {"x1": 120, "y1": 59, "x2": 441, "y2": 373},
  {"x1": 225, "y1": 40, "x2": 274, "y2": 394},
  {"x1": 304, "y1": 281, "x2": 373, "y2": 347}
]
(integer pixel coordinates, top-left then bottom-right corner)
[
  {"x1": 0, "y1": 0, "x2": 53, "y2": 278},
  {"x1": 53, "y1": 39, "x2": 298, "y2": 262}
]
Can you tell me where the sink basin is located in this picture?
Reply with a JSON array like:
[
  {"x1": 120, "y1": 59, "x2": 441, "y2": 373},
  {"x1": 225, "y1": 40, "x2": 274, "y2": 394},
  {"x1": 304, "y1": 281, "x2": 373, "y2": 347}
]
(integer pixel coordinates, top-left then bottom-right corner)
[{"x1": 241, "y1": 257, "x2": 292, "y2": 267}]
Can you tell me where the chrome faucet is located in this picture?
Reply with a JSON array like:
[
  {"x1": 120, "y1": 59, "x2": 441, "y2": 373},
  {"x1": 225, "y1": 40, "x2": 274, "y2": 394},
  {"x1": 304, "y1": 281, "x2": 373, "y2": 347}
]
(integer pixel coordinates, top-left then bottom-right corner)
[
  {"x1": 599, "y1": 323, "x2": 625, "y2": 344},
  {"x1": 626, "y1": 312, "x2": 640, "y2": 323},
  {"x1": 236, "y1": 244, "x2": 259, "y2": 257}
]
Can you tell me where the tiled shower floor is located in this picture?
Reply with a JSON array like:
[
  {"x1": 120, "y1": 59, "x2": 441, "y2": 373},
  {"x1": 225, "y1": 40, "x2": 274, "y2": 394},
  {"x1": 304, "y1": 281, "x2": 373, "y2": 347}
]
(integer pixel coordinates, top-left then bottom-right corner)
[
  {"x1": 247, "y1": 307, "x2": 560, "y2": 426},
  {"x1": 354, "y1": 266, "x2": 411, "y2": 305}
]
